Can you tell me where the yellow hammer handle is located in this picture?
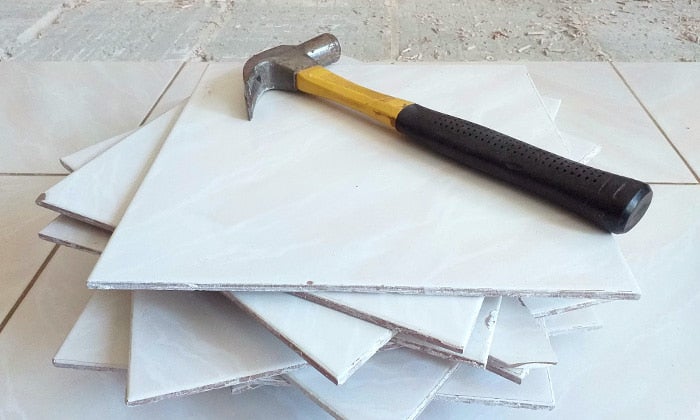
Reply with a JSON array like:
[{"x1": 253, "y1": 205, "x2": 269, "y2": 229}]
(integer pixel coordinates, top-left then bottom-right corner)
[{"x1": 296, "y1": 66, "x2": 413, "y2": 129}]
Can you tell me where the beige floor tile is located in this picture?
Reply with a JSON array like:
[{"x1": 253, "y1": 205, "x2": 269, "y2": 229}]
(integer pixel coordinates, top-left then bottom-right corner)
[
  {"x1": 615, "y1": 62, "x2": 700, "y2": 179},
  {"x1": 0, "y1": 176, "x2": 59, "y2": 324},
  {"x1": 0, "y1": 62, "x2": 180, "y2": 173},
  {"x1": 527, "y1": 62, "x2": 695, "y2": 183}
]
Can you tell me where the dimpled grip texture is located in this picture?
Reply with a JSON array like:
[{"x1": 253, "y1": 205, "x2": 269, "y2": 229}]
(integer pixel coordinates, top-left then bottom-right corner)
[{"x1": 395, "y1": 104, "x2": 652, "y2": 234}]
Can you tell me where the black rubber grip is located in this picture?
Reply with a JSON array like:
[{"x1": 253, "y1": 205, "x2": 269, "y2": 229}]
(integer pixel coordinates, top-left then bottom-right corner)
[{"x1": 395, "y1": 104, "x2": 652, "y2": 234}]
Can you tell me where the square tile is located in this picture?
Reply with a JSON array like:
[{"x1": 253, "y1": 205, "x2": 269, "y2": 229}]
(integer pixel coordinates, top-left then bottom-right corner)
[{"x1": 87, "y1": 63, "x2": 639, "y2": 299}]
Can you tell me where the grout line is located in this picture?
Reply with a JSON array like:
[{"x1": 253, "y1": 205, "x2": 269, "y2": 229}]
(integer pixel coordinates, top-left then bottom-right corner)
[
  {"x1": 0, "y1": 173, "x2": 66, "y2": 176},
  {"x1": 0, "y1": 245, "x2": 59, "y2": 334},
  {"x1": 610, "y1": 62, "x2": 700, "y2": 183},
  {"x1": 138, "y1": 60, "x2": 187, "y2": 126}
]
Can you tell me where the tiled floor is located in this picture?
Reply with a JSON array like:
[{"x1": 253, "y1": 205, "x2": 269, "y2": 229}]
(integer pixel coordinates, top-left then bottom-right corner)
[{"x1": 0, "y1": 62, "x2": 698, "y2": 418}]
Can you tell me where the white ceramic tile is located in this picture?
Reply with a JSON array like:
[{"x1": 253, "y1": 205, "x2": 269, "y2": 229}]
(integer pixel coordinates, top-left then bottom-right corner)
[
  {"x1": 39, "y1": 219, "x2": 393, "y2": 389},
  {"x1": 0, "y1": 246, "x2": 257, "y2": 418},
  {"x1": 422, "y1": 186, "x2": 700, "y2": 418},
  {"x1": 60, "y1": 130, "x2": 134, "y2": 172},
  {"x1": 128, "y1": 290, "x2": 306, "y2": 405},
  {"x1": 39, "y1": 215, "x2": 110, "y2": 254},
  {"x1": 286, "y1": 348, "x2": 456, "y2": 420},
  {"x1": 394, "y1": 296, "x2": 501, "y2": 367},
  {"x1": 614, "y1": 62, "x2": 700, "y2": 177},
  {"x1": 227, "y1": 291, "x2": 393, "y2": 385},
  {"x1": 436, "y1": 365, "x2": 554, "y2": 410},
  {"x1": 487, "y1": 298, "x2": 557, "y2": 369},
  {"x1": 53, "y1": 290, "x2": 130, "y2": 371},
  {"x1": 485, "y1": 364, "x2": 530, "y2": 385},
  {"x1": 49, "y1": 107, "x2": 483, "y2": 356},
  {"x1": 540, "y1": 307, "x2": 602, "y2": 337},
  {"x1": 0, "y1": 176, "x2": 58, "y2": 322},
  {"x1": 0, "y1": 62, "x2": 181, "y2": 173},
  {"x1": 526, "y1": 62, "x2": 695, "y2": 183},
  {"x1": 37, "y1": 104, "x2": 184, "y2": 231},
  {"x1": 520, "y1": 296, "x2": 601, "y2": 318},
  {"x1": 298, "y1": 292, "x2": 484, "y2": 352},
  {"x1": 88, "y1": 63, "x2": 639, "y2": 300}
]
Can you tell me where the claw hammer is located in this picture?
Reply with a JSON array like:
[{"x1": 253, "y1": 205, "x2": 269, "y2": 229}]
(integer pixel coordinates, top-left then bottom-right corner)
[{"x1": 243, "y1": 33, "x2": 652, "y2": 234}]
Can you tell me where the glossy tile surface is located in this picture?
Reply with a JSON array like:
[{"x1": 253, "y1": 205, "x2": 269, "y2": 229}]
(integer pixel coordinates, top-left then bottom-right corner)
[
  {"x1": 39, "y1": 215, "x2": 110, "y2": 254},
  {"x1": 0, "y1": 246, "x2": 252, "y2": 418},
  {"x1": 488, "y1": 298, "x2": 557, "y2": 368},
  {"x1": 299, "y1": 292, "x2": 484, "y2": 352},
  {"x1": 38, "y1": 104, "x2": 184, "y2": 230},
  {"x1": 0, "y1": 62, "x2": 181, "y2": 173},
  {"x1": 527, "y1": 62, "x2": 695, "y2": 183},
  {"x1": 0, "y1": 176, "x2": 58, "y2": 323},
  {"x1": 615, "y1": 62, "x2": 700, "y2": 177},
  {"x1": 54, "y1": 290, "x2": 130, "y2": 371},
  {"x1": 128, "y1": 290, "x2": 305, "y2": 405},
  {"x1": 88, "y1": 63, "x2": 639, "y2": 299},
  {"x1": 286, "y1": 348, "x2": 456, "y2": 420},
  {"x1": 436, "y1": 365, "x2": 554, "y2": 410},
  {"x1": 228, "y1": 292, "x2": 393, "y2": 385}
]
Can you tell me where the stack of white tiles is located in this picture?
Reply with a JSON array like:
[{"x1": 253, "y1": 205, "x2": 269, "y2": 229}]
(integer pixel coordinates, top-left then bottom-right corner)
[{"x1": 34, "y1": 61, "x2": 641, "y2": 418}]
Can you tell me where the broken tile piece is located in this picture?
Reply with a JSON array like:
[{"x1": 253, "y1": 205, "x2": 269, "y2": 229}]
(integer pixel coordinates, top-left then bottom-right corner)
[
  {"x1": 53, "y1": 290, "x2": 130, "y2": 371},
  {"x1": 394, "y1": 296, "x2": 501, "y2": 367},
  {"x1": 39, "y1": 215, "x2": 110, "y2": 255},
  {"x1": 488, "y1": 298, "x2": 557, "y2": 369},
  {"x1": 227, "y1": 292, "x2": 393, "y2": 385},
  {"x1": 128, "y1": 291, "x2": 305, "y2": 406},
  {"x1": 286, "y1": 348, "x2": 456, "y2": 420},
  {"x1": 436, "y1": 365, "x2": 554, "y2": 410},
  {"x1": 298, "y1": 292, "x2": 484, "y2": 352},
  {"x1": 87, "y1": 63, "x2": 640, "y2": 300},
  {"x1": 37, "y1": 104, "x2": 184, "y2": 231},
  {"x1": 521, "y1": 296, "x2": 601, "y2": 318},
  {"x1": 541, "y1": 307, "x2": 603, "y2": 337}
]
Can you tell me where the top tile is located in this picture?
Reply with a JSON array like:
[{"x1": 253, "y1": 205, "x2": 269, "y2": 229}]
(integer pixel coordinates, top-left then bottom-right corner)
[
  {"x1": 88, "y1": 63, "x2": 639, "y2": 298},
  {"x1": 0, "y1": 62, "x2": 180, "y2": 173}
]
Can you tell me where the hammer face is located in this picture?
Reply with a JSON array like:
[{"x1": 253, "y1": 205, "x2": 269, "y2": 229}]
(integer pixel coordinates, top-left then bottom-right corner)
[{"x1": 243, "y1": 34, "x2": 341, "y2": 120}]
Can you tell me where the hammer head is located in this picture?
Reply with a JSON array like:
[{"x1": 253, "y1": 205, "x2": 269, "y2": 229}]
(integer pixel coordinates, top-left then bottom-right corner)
[{"x1": 243, "y1": 33, "x2": 341, "y2": 120}]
